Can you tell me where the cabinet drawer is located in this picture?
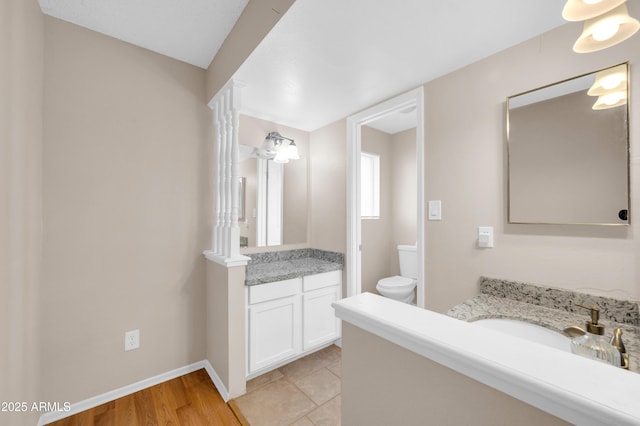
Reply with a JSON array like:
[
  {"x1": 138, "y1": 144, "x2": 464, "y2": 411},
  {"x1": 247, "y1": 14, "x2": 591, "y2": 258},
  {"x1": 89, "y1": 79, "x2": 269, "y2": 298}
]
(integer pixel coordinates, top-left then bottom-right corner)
[
  {"x1": 303, "y1": 270, "x2": 342, "y2": 292},
  {"x1": 248, "y1": 277, "x2": 302, "y2": 305}
]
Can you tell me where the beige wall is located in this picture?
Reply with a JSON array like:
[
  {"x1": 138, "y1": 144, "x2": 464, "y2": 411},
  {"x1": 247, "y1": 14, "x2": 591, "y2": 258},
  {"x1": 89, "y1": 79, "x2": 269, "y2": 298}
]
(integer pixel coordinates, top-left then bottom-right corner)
[
  {"x1": 361, "y1": 127, "x2": 394, "y2": 294},
  {"x1": 0, "y1": 1, "x2": 44, "y2": 424},
  {"x1": 309, "y1": 119, "x2": 348, "y2": 255},
  {"x1": 309, "y1": 16, "x2": 640, "y2": 313},
  {"x1": 423, "y1": 17, "x2": 640, "y2": 312},
  {"x1": 238, "y1": 115, "x2": 310, "y2": 247},
  {"x1": 206, "y1": 261, "x2": 246, "y2": 398},
  {"x1": 390, "y1": 128, "x2": 417, "y2": 269},
  {"x1": 41, "y1": 16, "x2": 212, "y2": 404},
  {"x1": 205, "y1": 0, "x2": 296, "y2": 101},
  {"x1": 341, "y1": 323, "x2": 569, "y2": 426}
]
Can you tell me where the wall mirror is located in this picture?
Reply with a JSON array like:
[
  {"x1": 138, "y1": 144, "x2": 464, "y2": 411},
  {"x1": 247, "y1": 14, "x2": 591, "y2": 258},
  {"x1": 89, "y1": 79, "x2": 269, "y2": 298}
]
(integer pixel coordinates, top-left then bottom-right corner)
[
  {"x1": 238, "y1": 144, "x2": 308, "y2": 247},
  {"x1": 507, "y1": 63, "x2": 630, "y2": 226}
]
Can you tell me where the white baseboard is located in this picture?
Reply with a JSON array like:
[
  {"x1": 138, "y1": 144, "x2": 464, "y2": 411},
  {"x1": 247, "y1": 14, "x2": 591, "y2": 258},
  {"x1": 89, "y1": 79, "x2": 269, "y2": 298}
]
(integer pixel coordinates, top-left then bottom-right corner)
[
  {"x1": 202, "y1": 361, "x2": 229, "y2": 402},
  {"x1": 38, "y1": 360, "x2": 228, "y2": 426}
]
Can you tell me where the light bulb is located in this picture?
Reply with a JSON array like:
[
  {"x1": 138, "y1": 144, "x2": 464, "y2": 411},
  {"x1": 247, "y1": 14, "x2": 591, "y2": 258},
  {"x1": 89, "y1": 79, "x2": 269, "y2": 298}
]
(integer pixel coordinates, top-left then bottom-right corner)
[
  {"x1": 588, "y1": 64, "x2": 627, "y2": 96},
  {"x1": 593, "y1": 90, "x2": 627, "y2": 109},
  {"x1": 592, "y1": 19, "x2": 620, "y2": 41},
  {"x1": 572, "y1": 3, "x2": 639, "y2": 52},
  {"x1": 600, "y1": 74, "x2": 624, "y2": 89},
  {"x1": 583, "y1": 0, "x2": 602, "y2": 4},
  {"x1": 286, "y1": 142, "x2": 300, "y2": 160},
  {"x1": 602, "y1": 92, "x2": 624, "y2": 105},
  {"x1": 273, "y1": 150, "x2": 289, "y2": 163}
]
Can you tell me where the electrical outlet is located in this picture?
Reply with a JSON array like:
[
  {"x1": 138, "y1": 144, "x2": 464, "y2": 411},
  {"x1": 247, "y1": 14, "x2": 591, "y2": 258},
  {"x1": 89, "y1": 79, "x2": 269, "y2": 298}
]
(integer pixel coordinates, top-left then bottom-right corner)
[{"x1": 124, "y1": 329, "x2": 140, "y2": 352}]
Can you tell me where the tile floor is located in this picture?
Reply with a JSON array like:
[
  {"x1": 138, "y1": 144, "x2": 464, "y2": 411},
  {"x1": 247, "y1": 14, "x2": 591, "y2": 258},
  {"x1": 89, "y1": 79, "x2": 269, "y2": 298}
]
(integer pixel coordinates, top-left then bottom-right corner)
[{"x1": 232, "y1": 345, "x2": 342, "y2": 425}]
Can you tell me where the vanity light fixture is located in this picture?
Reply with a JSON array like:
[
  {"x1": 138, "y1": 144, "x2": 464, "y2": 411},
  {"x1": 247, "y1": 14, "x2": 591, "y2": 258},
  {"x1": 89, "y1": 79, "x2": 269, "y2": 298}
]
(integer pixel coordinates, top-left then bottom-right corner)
[
  {"x1": 262, "y1": 131, "x2": 299, "y2": 164},
  {"x1": 562, "y1": 0, "x2": 626, "y2": 21},
  {"x1": 563, "y1": 1, "x2": 640, "y2": 53}
]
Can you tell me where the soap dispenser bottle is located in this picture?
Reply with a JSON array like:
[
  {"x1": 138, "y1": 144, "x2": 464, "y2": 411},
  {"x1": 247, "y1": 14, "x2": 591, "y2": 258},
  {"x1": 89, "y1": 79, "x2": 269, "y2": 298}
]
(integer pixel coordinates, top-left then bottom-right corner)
[{"x1": 570, "y1": 304, "x2": 621, "y2": 367}]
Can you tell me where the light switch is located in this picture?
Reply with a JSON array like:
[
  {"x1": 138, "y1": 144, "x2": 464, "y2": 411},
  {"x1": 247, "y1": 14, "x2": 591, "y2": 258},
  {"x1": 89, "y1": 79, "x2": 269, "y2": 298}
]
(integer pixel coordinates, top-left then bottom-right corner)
[
  {"x1": 478, "y1": 226, "x2": 494, "y2": 248},
  {"x1": 428, "y1": 200, "x2": 441, "y2": 221}
]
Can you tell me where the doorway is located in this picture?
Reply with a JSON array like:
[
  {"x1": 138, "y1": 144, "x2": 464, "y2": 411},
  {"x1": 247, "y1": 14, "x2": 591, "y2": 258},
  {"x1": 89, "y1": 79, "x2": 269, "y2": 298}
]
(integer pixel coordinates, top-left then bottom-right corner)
[{"x1": 346, "y1": 87, "x2": 425, "y2": 307}]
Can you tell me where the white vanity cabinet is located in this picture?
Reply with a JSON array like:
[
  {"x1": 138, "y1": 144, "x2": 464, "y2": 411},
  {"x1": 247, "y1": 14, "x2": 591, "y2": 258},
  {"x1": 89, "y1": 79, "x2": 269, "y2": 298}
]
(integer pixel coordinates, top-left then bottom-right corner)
[
  {"x1": 247, "y1": 278, "x2": 302, "y2": 374},
  {"x1": 302, "y1": 271, "x2": 342, "y2": 350},
  {"x1": 246, "y1": 270, "x2": 342, "y2": 377}
]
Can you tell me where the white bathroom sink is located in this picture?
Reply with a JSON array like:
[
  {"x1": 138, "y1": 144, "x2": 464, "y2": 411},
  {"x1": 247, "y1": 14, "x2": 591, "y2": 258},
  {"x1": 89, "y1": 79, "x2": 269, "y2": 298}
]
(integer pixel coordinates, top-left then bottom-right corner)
[{"x1": 473, "y1": 318, "x2": 570, "y2": 352}]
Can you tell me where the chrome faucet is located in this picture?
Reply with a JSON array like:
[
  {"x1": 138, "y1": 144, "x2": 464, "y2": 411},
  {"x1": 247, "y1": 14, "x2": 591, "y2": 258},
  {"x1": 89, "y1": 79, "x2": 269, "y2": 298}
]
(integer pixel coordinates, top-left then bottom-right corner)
[{"x1": 562, "y1": 304, "x2": 629, "y2": 370}]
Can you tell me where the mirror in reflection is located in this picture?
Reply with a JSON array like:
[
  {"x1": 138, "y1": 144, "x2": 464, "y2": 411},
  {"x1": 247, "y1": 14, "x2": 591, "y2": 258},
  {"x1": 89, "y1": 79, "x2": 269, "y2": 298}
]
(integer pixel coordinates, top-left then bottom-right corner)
[{"x1": 507, "y1": 63, "x2": 630, "y2": 225}]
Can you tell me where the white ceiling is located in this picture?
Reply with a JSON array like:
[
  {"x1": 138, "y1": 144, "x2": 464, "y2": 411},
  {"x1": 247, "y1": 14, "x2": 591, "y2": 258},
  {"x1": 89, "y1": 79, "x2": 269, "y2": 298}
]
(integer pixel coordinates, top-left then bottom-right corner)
[
  {"x1": 234, "y1": 0, "x2": 568, "y2": 132},
  {"x1": 38, "y1": 0, "x2": 249, "y2": 69},
  {"x1": 38, "y1": 0, "x2": 569, "y2": 132}
]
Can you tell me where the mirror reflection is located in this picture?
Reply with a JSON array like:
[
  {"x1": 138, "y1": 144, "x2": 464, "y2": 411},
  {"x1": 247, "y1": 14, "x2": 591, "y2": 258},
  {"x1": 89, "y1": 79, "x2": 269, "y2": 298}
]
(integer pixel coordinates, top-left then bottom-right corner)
[
  {"x1": 507, "y1": 63, "x2": 630, "y2": 225},
  {"x1": 237, "y1": 115, "x2": 309, "y2": 248}
]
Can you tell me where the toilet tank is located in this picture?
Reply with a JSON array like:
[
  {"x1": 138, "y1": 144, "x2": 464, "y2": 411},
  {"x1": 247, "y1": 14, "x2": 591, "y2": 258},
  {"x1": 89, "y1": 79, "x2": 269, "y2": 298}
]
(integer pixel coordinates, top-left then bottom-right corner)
[{"x1": 397, "y1": 244, "x2": 417, "y2": 279}]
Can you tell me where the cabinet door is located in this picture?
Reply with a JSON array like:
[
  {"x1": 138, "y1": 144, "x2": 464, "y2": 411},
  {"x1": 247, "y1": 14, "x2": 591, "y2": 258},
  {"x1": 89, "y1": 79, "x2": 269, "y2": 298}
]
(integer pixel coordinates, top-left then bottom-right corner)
[
  {"x1": 303, "y1": 285, "x2": 341, "y2": 351},
  {"x1": 248, "y1": 295, "x2": 301, "y2": 374}
]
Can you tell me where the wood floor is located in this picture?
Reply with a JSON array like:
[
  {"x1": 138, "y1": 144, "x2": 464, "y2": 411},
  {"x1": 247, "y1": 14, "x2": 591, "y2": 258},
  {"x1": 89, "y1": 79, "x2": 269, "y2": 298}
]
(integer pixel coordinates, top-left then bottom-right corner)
[{"x1": 48, "y1": 369, "x2": 241, "y2": 426}]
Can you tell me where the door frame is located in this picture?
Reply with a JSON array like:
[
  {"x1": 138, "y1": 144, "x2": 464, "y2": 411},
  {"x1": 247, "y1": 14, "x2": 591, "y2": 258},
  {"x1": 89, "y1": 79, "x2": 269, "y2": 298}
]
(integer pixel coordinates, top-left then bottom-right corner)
[
  {"x1": 346, "y1": 87, "x2": 425, "y2": 307},
  {"x1": 256, "y1": 159, "x2": 284, "y2": 246}
]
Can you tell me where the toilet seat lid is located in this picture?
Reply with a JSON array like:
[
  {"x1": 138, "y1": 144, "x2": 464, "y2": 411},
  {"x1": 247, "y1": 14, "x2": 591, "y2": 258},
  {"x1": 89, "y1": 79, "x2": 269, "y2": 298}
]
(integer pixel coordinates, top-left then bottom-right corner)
[{"x1": 377, "y1": 276, "x2": 415, "y2": 289}]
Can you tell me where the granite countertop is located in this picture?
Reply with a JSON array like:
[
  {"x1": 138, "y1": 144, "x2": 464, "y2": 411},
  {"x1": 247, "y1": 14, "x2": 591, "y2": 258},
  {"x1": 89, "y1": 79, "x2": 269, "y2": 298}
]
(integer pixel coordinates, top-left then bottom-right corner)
[
  {"x1": 245, "y1": 248, "x2": 343, "y2": 286},
  {"x1": 447, "y1": 277, "x2": 640, "y2": 374}
]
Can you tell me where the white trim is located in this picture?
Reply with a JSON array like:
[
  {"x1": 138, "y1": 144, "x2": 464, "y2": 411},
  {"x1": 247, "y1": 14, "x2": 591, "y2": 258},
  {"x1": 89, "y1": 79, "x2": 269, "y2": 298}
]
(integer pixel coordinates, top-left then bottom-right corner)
[
  {"x1": 207, "y1": 79, "x2": 246, "y2": 110},
  {"x1": 360, "y1": 151, "x2": 380, "y2": 218},
  {"x1": 38, "y1": 360, "x2": 228, "y2": 426},
  {"x1": 256, "y1": 159, "x2": 284, "y2": 246},
  {"x1": 256, "y1": 159, "x2": 267, "y2": 246},
  {"x1": 203, "y1": 250, "x2": 250, "y2": 267},
  {"x1": 346, "y1": 114, "x2": 361, "y2": 300},
  {"x1": 245, "y1": 340, "x2": 340, "y2": 380},
  {"x1": 346, "y1": 87, "x2": 425, "y2": 307},
  {"x1": 202, "y1": 360, "x2": 230, "y2": 402},
  {"x1": 333, "y1": 293, "x2": 640, "y2": 426}
]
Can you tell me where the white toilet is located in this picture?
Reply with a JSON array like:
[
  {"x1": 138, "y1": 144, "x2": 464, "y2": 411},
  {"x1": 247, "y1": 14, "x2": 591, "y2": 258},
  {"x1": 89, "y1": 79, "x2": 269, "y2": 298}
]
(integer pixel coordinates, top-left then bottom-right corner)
[{"x1": 376, "y1": 244, "x2": 417, "y2": 304}]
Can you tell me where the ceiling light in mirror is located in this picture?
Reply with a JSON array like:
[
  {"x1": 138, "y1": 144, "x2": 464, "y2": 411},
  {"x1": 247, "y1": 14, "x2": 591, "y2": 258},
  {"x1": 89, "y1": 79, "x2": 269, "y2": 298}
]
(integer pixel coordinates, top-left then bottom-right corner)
[
  {"x1": 588, "y1": 64, "x2": 627, "y2": 94},
  {"x1": 592, "y1": 91, "x2": 627, "y2": 109},
  {"x1": 587, "y1": 63, "x2": 627, "y2": 109}
]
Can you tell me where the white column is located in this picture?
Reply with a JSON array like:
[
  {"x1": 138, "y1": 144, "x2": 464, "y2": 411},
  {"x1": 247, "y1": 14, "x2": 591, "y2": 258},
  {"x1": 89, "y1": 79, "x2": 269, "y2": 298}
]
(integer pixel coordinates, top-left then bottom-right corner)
[
  {"x1": 229, "y1": 93, "x2": 241, "y2": 258},
  {"x1": 204, "y1": 80, "x2": 249, "y2": 266},
  {"x1": 212, "y1": 102, "x2": 222, "y2": 255},
  {"x1": 223, "y1": 92, "x2": 232, "y2": 255}
]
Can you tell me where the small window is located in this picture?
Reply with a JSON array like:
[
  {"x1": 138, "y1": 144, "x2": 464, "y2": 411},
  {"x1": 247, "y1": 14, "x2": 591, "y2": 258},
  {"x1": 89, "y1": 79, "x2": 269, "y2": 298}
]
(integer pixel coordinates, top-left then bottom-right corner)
[{"x1": 361, "y1": 151, "x2": 380, "y2": 218}]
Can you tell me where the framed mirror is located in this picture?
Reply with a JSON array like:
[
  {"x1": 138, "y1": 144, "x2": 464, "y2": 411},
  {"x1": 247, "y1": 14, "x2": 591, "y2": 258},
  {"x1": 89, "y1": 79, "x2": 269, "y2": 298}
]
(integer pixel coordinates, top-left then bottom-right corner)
[
  {"x1": 238, "y1": 145, "x2": 308, "y2": 247},
  {"x1": 507, "y1": 63, "x2": 630, "y2": 226}
]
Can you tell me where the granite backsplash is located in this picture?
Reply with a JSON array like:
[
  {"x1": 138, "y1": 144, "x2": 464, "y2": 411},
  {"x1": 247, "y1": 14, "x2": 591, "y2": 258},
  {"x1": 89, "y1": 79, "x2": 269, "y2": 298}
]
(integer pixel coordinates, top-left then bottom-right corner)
[{"x1": 480, "y1": 276, "x2": 639, "y2": 326}]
